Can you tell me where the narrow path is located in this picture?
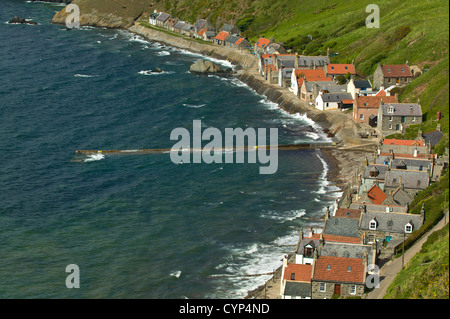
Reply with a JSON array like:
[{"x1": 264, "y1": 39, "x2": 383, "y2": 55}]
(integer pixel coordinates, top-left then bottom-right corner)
[{"x1": 366, "y1": 210, "x2": 449, "y2": 299}]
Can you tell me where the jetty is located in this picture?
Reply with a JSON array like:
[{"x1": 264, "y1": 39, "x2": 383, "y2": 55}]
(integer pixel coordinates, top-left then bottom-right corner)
[{"x1": 74, "y1": 142, "x2": 341, "y2": 156}]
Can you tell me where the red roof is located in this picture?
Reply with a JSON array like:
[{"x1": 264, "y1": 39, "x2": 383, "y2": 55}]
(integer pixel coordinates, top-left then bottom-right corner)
[
  {"x1": 357, "y1": 95, "x2": 398, "y2": 108},
  {"x1": 379, "y1": 152, "x2": 428, "y2": 159},
  {"x1": 334, "y1": 208, "x2": 361, "y2": 219},
  {"x1": 323, "y1": 235, "x2": 360, "y2": 244},
  {"x1": 342, "y1": 99, "x2": 354, "y2": 104},
  {"x1": 284, "y1": 264, "x2": 313, "y2": 282},
  {"x1": 327, "y1": 64, "x2": 356, "y2": 75},
  {"x1": 295, "y1": 68, "x2": 326, "y2": 78},
  {"x1": 235, "y1": 37, "x2": 244, "y2": 45},
  {"x1": 382, "y1": 65, "x2": 413, "y2": 78},
  {"x1": 197, "y1": 28, "x2": 206, "y2": 36},
  {"x1": 367, "y1": 184, "x2": 387, "y2": 205},
  {"x1": 382, "y1": 139, "x2": 424, "y2": 147},
  {"x1": 256, "y1": 37, "x2": 271, "y2": 48},
  {"x1": 261, "y1": 54, "x2": 273, "y2": 59},
  {"x1": 297, "y1": 77, "x2": 304, "y2": 88},
  {"x1": 215, "y1": 31, "x2": 229, "y2": 41},
  {"x1": 376, "y1": 89, "x2": 387, "y2": 96},
  {"x1": 313, "y1": 256, "x2": 365, "y2": 284}
]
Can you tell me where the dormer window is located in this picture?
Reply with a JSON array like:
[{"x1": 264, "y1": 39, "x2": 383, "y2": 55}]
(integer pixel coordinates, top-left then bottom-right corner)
[
  {"x1": 388, "y1": 106, "x2": 395, "y2": 113},
  {"x1": 327, "y1": 265, "x2": 331, "y2": 270},
  {"x1": 347, "y1": 267, "x2": 352, "y2": 272},
  {"x1": 369, "y1": 218, "x2": 377, "y2": 230},
  {"x1": 387, "y1": 68, "x2": 391, "y2": 73},
  {"x1": 405, "y1": 222, "x2": 413, "y2": 233},
  {"x1": 290, "y1": 273, "x2": 295, "y2": 280}
]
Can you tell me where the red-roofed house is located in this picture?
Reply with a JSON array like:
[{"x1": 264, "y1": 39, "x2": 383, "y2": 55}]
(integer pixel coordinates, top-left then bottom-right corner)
[
  {"x1": 326, "y1": 63, "x2": 356, "y2": 80},
  {"x1": 254, "y1": 37, "x2": 272, "y2": 55},
  {"x1": 214, "y1": 31, "x2": 229, "y2": 45},
  {"x1": 280, "y1": 257, "x2": 313, "y2": 299},
  {"x1": 352, "y1": 94, "x2": 398, "y2": 125},
  {"x1": 366, "y1": 184, "x2": 388, "y2": 205},
  {"x1": 312, "y1": 255, "x2": 366, "y2": 298},
  {"x1": 382, "y1": 139, "x2": 424, "y2": 147},
  {"x1": 373, "y1": 62, "x2": 414, "y2": 89}
]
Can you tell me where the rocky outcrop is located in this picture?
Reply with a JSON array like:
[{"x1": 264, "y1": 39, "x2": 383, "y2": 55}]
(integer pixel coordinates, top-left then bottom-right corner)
[
  {"x1": 8, "y1": 16, "x2": 38, "y2": 25},
  {"x1": 190, "y1": 59, "x2": 229, "y2": 74},
  {"x1": 51, "y1": 0, "x2": 144, "y2": 29}
]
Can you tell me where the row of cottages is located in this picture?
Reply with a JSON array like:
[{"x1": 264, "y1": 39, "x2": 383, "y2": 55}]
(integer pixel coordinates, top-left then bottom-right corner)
[
  {"x1": 353, "y1": 138, "x2": 435, "y2": 206},
  {"x1": 213, "y1": 24, "x2": 250, "y2": 49},
  {"x1": 148, "y1": 11, "x2": 250, "y2": 46},
  {"x1": 280, "y1": 195, "x2": 426, "y2": 299}
]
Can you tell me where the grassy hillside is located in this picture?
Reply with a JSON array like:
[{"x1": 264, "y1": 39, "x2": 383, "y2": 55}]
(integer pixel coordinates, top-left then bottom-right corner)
[{"x1": 384, "y1": 224, "x2": 449, "y2": 299}]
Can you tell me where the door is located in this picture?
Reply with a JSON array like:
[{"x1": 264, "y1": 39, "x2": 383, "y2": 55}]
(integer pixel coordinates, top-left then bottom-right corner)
[{"x1": 334, "y1": 284, "x2": 341, "y2": 296}]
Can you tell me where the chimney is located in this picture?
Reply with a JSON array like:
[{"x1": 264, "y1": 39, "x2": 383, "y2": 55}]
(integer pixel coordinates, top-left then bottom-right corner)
[
  {"x1": 437, "y1": 124, "x2": 441, "y2": 132},
  {"x1": 406, "y1": 60, "x2": 409, "y2": 66},
  {"x1": 294, "y1": 52, "x2": 299, "y2": 68},
  {"x1": 308, "y1": 226, "x2": 314, "y2": 238},
  {"x1": 414, "y1": 148, "x2": 418, "y2": 158}
]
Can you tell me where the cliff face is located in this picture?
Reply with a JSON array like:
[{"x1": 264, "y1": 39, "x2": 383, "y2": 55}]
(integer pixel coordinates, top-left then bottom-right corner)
[{"x1": 51, "y1": 0, "x2": 149, "y2": 29}]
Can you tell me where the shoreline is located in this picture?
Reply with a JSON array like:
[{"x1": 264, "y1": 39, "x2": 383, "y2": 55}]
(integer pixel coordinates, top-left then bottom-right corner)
[{"x1": 51, "y1": 12, "x2": 375, "y2": 299}]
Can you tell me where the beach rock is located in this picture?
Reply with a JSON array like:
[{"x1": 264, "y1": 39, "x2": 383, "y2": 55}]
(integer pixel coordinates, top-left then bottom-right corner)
[
  {"x1": 154, "y1": 67, "x2": 163, "y2": 73},
  {"x1": 9, "y1": 16, "x2": 38, "y2": 25},
  {"x1": 189, "y1": 59, "x2": 228, "y2": 74}
]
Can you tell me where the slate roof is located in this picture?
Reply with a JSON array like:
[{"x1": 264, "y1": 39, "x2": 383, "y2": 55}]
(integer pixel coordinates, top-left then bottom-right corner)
[
  {"x1": 296, "y1": 237, "x2": 321, "y2": 255},
  {"x1": 382, "y1": 64, "x2": 413, "y2": 78},
  {"x1": 381, "y1": 103, "x2": 422, "y2": 117},
  {"x1": 221, "y1": 23, "x2": 237, "y2": 33},
  {"x1": 181, "y1": 23, "x2": 193, "y2": 31},
  {"x1": 385, "y1": 170, "x2": 429, "y2": 189},
  {"x1": 156, "y1": 12, "x2": 170, "y2": 22},
  {"x1": 173, "y1": 20, "x2": 186, "y2": 30},
  {"x1": 204, "y1": 31, "x2": 216, "y2": 38},
  {"x1": 423, "y1": 130, "x2": 444, "y2": 146},
  {"x1": 392, "y1": 187, "x2": 414, "y2": 206},
  {"x1": 363, "y1": 164, "x2": 388, "y2": 179},
  {"x1": 354, "y1": 80, "x2": 372, "y2": 89},
  {"x1": 304, "y1": 80, "x2": 341, "y2": 92},
  {"x1": 193, "y1": 19, "x2": 206, "y2": 30},
  {"x1": 324, "y1": 217, "x2": 359, "y2": 238},
  {"x1": 359, "y1": 211, "x2": 423, "y2": 233},
  {"x1": 320, "y1": 242, "x2": 376, "y2": 265},
  {"x1": 225, "y1": 35, "x2": 240, "y2": 43},
  {"x1": 297, "y1": 56, "x2": 330, "y2": 68},
  {"x1": 321, "y1": 92, "x2": 353, "y2": 103},
  {"x1": 312, "y1": 256, "x2": 365, "y2": 284},
  {"x1": 283, "y1": 281, "x2": 311, "y2": 298}
]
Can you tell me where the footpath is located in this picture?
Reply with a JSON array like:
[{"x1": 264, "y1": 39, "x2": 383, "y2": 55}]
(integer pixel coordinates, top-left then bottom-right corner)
[{"x1": 365, "y1": 210, "x2": 449, "y2": 299}]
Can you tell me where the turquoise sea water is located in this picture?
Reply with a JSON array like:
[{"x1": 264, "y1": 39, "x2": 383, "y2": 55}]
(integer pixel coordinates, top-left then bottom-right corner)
[{"x1": 0, "y1": 0, "x2": 341, "y2": 298}]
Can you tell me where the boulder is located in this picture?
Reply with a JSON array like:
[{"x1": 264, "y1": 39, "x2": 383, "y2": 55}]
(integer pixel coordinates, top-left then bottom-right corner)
[
  {"x1": 9, "y1": 16, "x2": 38, "y2": 25},
  {"x1": 189, "y1": 59, "x2": 228, "y2": 74}
]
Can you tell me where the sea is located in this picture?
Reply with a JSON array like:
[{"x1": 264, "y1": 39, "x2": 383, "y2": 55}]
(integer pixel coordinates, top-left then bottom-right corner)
[{"x1": 0, "y1": 0, "x2": 341, "y2": 299}]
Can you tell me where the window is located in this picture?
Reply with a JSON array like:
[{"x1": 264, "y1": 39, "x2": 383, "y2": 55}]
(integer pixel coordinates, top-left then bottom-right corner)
[
  {"x1": 360, "y1": 114, "x2": 364, "y2": 120},
  {"x1": 350, "y1": 285, "x2": 357, "y2": 295},
  {"x1": 389, "y1": 116, "x2": 393, "y2": 121},
  {"x1": 389, "y1": 124, "x2": 393, "y2": 129},
  {"x1": 347, "y1": 267, "x2": 352, "y2": 272},
  {"x1": 319, "y1": 282, "x2": 326, "y2": 292},
  {"x1": 327, "y1": 265, "x2": 331, "y2": 270},
  {"x1": 290, "y1": 273, "x2": 295, "y2": 280},
  {"x1": 405, "y1": 223, "x2": 413, "y2": 233},
  {"x1": 369, "y1": 218, "x2": 377, "y2": 230},
  {"x1": 412, "y1": 116, "x2": 416, "y2": 122}
]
